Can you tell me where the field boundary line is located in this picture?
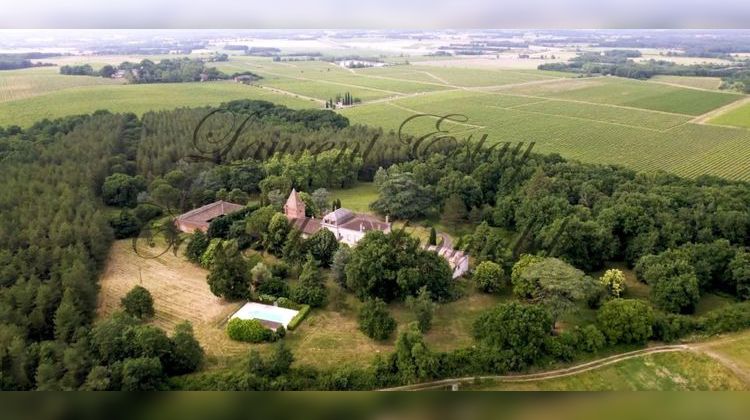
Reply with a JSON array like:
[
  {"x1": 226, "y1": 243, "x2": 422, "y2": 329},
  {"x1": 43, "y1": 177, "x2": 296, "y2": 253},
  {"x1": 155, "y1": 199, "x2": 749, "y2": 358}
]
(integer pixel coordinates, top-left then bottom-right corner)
[{"x1": 691, "y1": 96, "x2": 750, "y2": 125}]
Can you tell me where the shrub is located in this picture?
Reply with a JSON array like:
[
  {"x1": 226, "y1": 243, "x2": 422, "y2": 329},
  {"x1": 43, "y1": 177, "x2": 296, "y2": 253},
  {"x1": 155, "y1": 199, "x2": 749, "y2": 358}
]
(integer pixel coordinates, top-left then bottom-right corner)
[
  {"x1": 473, "y1": 261, "x2": 507, "y2": 293},
  {"x1": 185, "y1": 230, "x2": 210, "y2": 263},
  {"x1": 651, "y1": 273, "x2": 700, "y2": 314},
  {"x1": 287, "y1": 305, "x2": 310, "y2": 330},
  {"x1": 226, "y1": 318, "x2": 273, "y2": 343},
  {"x1": 256, "y1": 294, "x2": 277, "y2": 304},
  {"x1": 597, "y1": 299, "x2": 654, "y2": 345},
  {"x1": 576, "y1": 325, "x2": 606, "y2": 353},
  {"x1": 652, "y1": 312, "x2": 697, "y2": 342},
  {"x1": 358, "y1": 299, "x2": 396, "y2": 341},
  {"x1": 276, "y1": 297, "x2": 301, "y2": 310},
  {"x1": 599, "y1": 269, "x2": 626, "y2": 298},
  {"x1": 255, "y1": 276, "x2": 290, "y2": 298},
  {"x1": 121, "y1": 286, "x2": 155, "y2": 320},
  {"x1": 699, "y1": 301, "x2": 750, "y2": 335}
]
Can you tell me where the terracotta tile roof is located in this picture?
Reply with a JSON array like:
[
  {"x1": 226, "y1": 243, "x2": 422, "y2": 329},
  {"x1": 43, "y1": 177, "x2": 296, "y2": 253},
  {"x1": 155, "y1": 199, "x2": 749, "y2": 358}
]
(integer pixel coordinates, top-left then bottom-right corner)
[
  {"x1": 176, "y1": 200, "x2": 245, "y2": 230},
  {"x1": 290, "y1": 217, "x2": 322, "y2": 235},
  {"x1": 339, "y1": 214, "x2": 391, "y2": 232}
]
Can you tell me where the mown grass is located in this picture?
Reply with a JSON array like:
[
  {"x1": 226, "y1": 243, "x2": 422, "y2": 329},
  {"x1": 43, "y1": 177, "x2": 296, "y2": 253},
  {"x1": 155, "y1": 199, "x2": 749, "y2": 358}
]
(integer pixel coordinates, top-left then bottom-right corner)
[
  {"x1": 470, "y1": 351, "x2": 748, "y2": 390},
  {"x1": 330, "y1": 182, "x2": 379, "y2": 213},
  {"x1": 0, "y1": 81, "x2": 317, "y2": 127}
]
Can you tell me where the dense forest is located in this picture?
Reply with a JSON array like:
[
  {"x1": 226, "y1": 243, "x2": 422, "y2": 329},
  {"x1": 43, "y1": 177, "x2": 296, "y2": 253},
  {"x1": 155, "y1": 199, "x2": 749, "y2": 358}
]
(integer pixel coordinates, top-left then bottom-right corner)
[
  {"x1": 3, "y1": 99, "x2": 750, "y2": 390},
  {"x1": 539, "y1": 50, "x2": 750, "y2": 92}
]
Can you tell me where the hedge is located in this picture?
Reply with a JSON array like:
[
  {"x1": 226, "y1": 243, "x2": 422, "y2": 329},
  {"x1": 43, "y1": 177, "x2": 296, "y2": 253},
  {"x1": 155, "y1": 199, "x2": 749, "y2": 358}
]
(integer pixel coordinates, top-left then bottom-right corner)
[
  {"x1": 287, "y1": 305, "x2": 311, "y2": 330},
  {"x1": 226, "y1": 318, "x2": 273, "y2": 343}
]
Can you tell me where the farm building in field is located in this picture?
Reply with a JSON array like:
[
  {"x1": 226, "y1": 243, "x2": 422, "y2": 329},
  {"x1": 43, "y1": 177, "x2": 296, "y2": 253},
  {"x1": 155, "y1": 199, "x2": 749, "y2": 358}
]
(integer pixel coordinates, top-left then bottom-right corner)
[
  {"x1": 284, "y1": 189, "x2": 391, "y2": 246},
  {"x1": 175, "y1": 200, "x2": 245, "y2": 233}
]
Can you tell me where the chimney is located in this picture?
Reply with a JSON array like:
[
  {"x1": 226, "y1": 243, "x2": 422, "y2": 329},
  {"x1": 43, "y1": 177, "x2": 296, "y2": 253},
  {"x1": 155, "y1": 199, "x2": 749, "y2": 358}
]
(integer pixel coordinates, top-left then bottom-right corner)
[{"x1": 385, "y1": 215, "x2": 389, "y2": 224}]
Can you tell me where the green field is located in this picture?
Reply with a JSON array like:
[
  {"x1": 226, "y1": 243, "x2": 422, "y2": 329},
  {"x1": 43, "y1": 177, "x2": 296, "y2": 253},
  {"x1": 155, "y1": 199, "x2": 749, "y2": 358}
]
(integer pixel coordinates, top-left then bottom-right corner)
[
  {"x1": 651, "y1": 75, "x2": 723, "y2": 90},
  {"x1": 0, "y1": 81, "x2": 316, "y2": 127},
  {"x1": 330, "y1": 182, "x2": 379, "y2": 213},
  {"x1": 2, "y1": 57, "x2": 750, "y2": 181},
  {"x1": 471, "y1": 351, "x2": 747, "y2": 391},
  {"x1": 709, "y1": 100, "x2": 750, "y2": 128},
  {"x1": 0, "y1": 67, "x2": 123, "y2": 102}
]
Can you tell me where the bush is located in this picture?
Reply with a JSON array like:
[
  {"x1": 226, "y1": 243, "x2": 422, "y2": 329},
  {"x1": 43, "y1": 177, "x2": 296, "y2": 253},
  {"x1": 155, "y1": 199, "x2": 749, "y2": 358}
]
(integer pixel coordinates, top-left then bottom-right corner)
[
  {"x1": 576, "y1": 325, "x2": 606, "y2": 353},
  {"x1": 121, "y1": 286, "x2": 155, "y2": 320},
  {"x1": 276, "y1": 297, "x2": 301, "y2": 310},
  {"x1": 699, "y1": 301, "x2": 750, "y2": 335},
  {"x1": 358, "y1": 299, "x2": 396, "y2": 341},
  {"x1": 597, "y1": 299, "x2": 654, "y2": 345},
  {"x1": 256, "y1": 276, "x2": 290, "y2": 298},
  {"x1": 256, "y1": 294, "x2": 277, "y2": 304},
  {"x1": 473, "y1": 261, "x2": 507, "y2": 293},
  {"x1": 652, "y1": 312, "x2": 697, "y2": 342},
  {"x1": 287, "y1": 305, "x2": 310, "y2": 330},
  {"x1": 185, "y1": 230, "x2": 210, "y2": 263},
  {"x1": 599, "y1": 269, "x2": 626, "y2": 298},
  {"x1": 226, "y1": 318, "x2": 273, "y2": 343},
  {"x1": 651, "y1": 273, "x2": 700, "y2": 314}
]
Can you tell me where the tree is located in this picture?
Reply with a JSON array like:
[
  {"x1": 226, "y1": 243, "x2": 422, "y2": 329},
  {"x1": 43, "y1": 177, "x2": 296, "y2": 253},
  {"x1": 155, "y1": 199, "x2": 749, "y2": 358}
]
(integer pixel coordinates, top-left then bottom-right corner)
[
  {"x1": 120, "y1": 357, "x2": 165, "y2": 391},
  {"x1": 473, "y1": 261, "x2": 507, "y2": 293},
  {"x1": 599, "y1": 269, "x2": 626, "y2": 298},
  {"x1": 282, "y1": 228, "x2": 306, "y2": 265},
  {"x1": 207, "y1": 243, "x2": 249, "y2": 300},
  {"x1": 537, "y1": 216, "x2": 615, "y2": 272},
  {"x1": 185, "y1": 230, "x2": 210, "y2": 263},
  {"x1": 99, "y1": 65, "x2": 116, "y2": 78},
  {"x1": 331, "y1": 245, "x2": 352, "y2": 288},
  {"x1": 121, "y1": 285, "x2": 155, "y2": 320},
  {"x1": 101, "y1": 173, "x2": 144, "y2": 208},
  {"x1": 346, "y1": 231, "x2": 453, "y2": 302},
  {"x1": 473, "y1": 302, "x2": 553, "y2": 368},
  {"x1": 266, "y1": 341, "x2": 294, "y2": 377},
  {"x1": 54, "y1": 290, "x2": 84, "y2": 343},
  {"x1": 250, "y1": 262, "x2": 272, "y2": 286},
  {"x1": 370, "y1": 172, "x2": 433, "y2": 219},
  {"x1": 264, "y1": 213, "x2": 289, "y2": 255},
  {"x1": 406, "y1": 287, "x2": 435, "y2": 333},
  {"x1": 245, "y1": 205, "x2": 276, "y2": 243},
  {"x1": 428, "y1": 227, "x2": 437, "y2": 246},
  {"x1": 306, "y1": 228, "x2": 339, "y2": 267},
  {"x1": 167, "y1": 322, "x2": 204, "y2": 375},
  {"x1": 312, "y1": 188, "x2": 331, "y2": 215},
  {"x1": 109, "y1": 210, "x2": 141, "y2": 239},
  {"x1": 358, "y1": 298, "x2": 396, "y2": 341},
  {"x1": 652, "y1": 273, "x2": 700, "y2": 314},
  {"x1": 597, "y1": 299, "x2": 653, "y2": 345},
  {"x1": 440, "y1": 194, "x2": 468, "y2": 226},
  {"x1": 290, "y1": 257, "x2": 327, "y2": 307},
  {"x1": 730, "y1": 250, "x2": 750, "y2": 300},
  {"x1": 510, "y1": 256, "x2": 589, "y2": 321}
]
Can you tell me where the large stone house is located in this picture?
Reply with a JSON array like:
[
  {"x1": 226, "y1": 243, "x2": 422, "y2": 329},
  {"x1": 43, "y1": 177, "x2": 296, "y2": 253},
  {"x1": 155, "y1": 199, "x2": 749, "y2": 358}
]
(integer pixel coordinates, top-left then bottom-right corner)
[
  {"x1": 283, "y1": 189, "x2": 470, "y2": 278},
  {"x1": 284, "y1": 189, "x2": 391, "y2": 246}
]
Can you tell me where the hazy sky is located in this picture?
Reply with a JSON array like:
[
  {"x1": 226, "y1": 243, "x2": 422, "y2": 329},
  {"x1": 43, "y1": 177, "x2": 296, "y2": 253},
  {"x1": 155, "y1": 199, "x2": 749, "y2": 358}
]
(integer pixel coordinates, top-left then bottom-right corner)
[{"x1": 1, "y1": 0, "x2": 749, "y2": 28}]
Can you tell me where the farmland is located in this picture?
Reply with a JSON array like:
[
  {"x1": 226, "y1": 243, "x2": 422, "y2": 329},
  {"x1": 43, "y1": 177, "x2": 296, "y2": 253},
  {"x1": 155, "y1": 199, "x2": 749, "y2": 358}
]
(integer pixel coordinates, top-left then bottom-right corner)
[
  {"x1": 0, "y1": 81, "x2": 315, "y2": 127},
  {"x1": 1, "y1": 56, "x2": 749, "y2": 180}
]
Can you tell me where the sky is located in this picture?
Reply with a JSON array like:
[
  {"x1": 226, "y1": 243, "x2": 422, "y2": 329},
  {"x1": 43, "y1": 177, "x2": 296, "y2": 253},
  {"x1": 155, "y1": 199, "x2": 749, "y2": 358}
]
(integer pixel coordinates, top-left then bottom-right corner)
[{"x1": 1, "y1": 0, "x2": 749, "y2": 29}]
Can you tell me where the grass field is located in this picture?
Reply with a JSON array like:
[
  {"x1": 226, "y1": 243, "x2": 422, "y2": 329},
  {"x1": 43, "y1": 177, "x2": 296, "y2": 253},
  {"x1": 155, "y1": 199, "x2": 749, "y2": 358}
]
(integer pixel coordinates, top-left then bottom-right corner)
[
  {"x1": 471, "y1": 351, "x2": 748, "y2": 390},
  {"x1": 330, "y1": 182, "x2": 379, "y2": 213},
  {"x1": 0, "y1": 81, "x2": 316, "y2": 127},
  {"x1": 0, "y1": 67, "x2": 123, "y2": 102},
  {"x1": 709, "y1": 99, "x2": 750, "y2": 128},
  {"x1": 650, "y1": 75, "x2": 723, "y2": 90}
]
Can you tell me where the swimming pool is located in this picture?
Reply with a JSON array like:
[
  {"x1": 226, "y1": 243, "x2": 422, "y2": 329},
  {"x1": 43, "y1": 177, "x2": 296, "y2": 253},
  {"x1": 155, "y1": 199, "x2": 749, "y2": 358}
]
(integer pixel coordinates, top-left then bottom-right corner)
[{"x1": 230, "y1": 302, "x2": 299, "y2": 328}]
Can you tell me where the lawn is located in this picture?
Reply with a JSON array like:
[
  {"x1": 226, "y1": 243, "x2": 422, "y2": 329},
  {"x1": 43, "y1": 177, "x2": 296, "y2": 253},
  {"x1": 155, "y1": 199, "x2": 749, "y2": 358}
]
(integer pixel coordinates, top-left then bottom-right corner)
[
  {"x1": 471, "y1": 351, "x2": 748, "y2": 390},
  {"x1": 0, "y1": 81, "x2": 318, "y2": 127},
  {"x1": 330, "y1": 182, "x2": 379, "y2": 213}
]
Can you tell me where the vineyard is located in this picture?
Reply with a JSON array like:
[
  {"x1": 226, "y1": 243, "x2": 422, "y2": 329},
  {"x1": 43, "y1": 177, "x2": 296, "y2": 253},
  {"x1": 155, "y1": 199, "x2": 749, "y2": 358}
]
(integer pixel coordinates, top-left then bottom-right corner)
[
  {"x1": 0, "y1": 81, "x2": 315, "y2": 127},
  {"x1": 0, "y1": 66, "x2": 123, "y2": 102}
]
